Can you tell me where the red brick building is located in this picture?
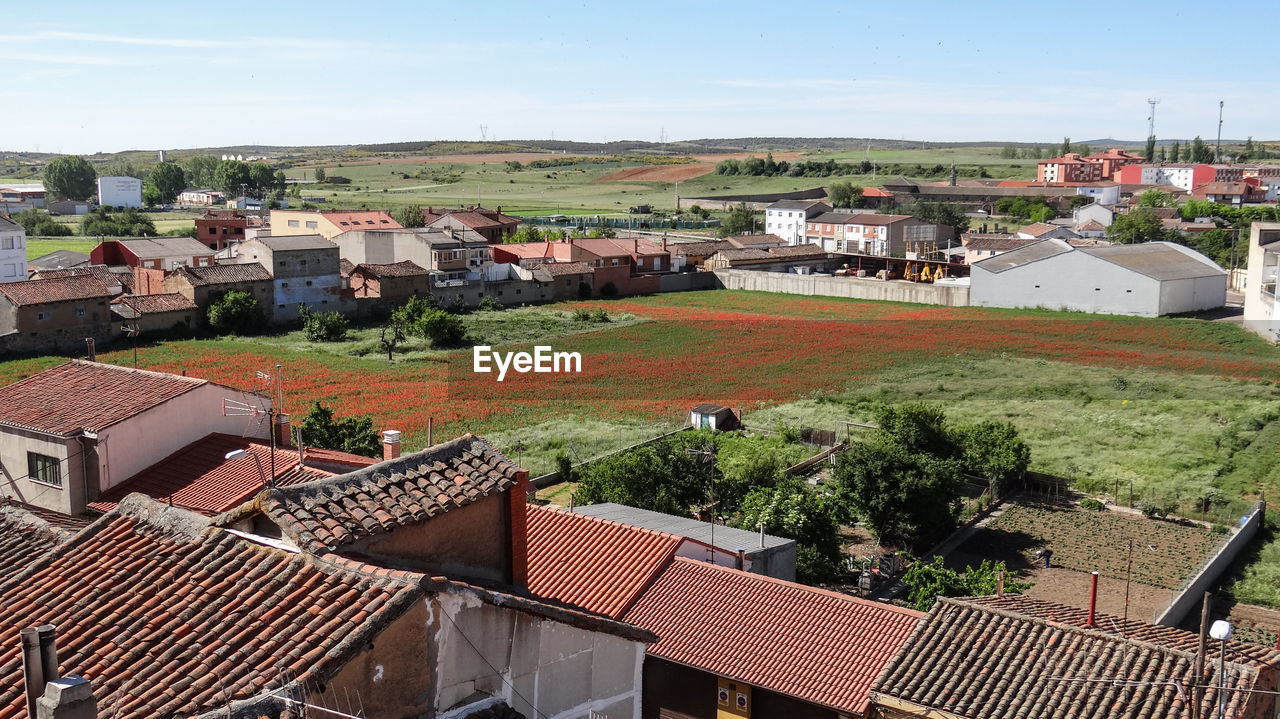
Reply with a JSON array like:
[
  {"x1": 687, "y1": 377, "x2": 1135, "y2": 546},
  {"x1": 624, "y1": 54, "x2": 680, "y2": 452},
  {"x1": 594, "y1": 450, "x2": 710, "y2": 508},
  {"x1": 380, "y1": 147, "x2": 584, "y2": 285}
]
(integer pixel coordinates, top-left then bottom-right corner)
[
  {"x1": 193, "y1": 209, "x2": 266, "y2": 251},
  {"x1": 1037, "y1": 153, "x2": 1106, "y2": 183}
]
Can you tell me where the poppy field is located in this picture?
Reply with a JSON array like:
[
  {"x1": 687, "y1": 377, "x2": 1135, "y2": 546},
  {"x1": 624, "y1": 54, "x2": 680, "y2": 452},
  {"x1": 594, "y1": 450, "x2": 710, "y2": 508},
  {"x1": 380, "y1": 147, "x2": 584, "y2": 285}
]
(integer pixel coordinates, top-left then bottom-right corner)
[{"x1": 1, "y1": 289, "x2": 1278, "y2": 481}]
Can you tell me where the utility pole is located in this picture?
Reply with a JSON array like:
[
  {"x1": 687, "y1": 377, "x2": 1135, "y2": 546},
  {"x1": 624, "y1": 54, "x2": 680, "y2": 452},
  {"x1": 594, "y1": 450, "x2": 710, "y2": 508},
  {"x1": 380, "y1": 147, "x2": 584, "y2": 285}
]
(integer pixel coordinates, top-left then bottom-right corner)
[
  {"x1": 1216, "y1": 101, "x2": 1225, "y2": 163},
  {"x1": 1147, "y1": 98, "x2": 1160, "y2": 141}
]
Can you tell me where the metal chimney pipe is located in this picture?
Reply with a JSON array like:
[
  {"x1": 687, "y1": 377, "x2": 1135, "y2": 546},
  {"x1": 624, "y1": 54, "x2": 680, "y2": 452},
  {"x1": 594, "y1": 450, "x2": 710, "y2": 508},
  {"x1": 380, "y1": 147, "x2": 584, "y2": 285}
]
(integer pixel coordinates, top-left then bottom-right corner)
[
  {"x1": 736, "y1": 547, "x2": 746, "y2": 571},
  {"x1": 1087, "y1": 571, "x2": 1099, "y2": 628},
  {"x1": 21, "y1": 628, "x2": 44, "y2": 719},
  {"x1": 37, "y1": 625, "x2": 57, "y2": 685},
  {"x1": 996, "y1": 570, "x2": 1004, "y2": 598}
]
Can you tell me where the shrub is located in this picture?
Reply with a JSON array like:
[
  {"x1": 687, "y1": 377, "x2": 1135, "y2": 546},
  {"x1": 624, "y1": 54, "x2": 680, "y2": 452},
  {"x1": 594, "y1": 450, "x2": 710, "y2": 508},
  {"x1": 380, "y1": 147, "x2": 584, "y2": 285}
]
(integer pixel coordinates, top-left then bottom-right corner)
[
  {"x1": 418, "y1": 308, "x2": 467, "y2": 348},
  {"x1": 299, "y1": 305, "x2": 349, "y2": 342},
  {"x1": 590, "y1": 308, "x2": 610, "y2": 323},
  {"x1": 573, "y1": 307, "x2": 592, "y2": 322},
  {"x1": 1080, "y1": 498, "x2": 1106, "y2": 511},
  {"x1": 600, "y1": 281, "x2": 618, "y2": 298},
  {"x1": 1142, "y1": 503, "x2": 1167, "y2": 520},
  {"x1": 577, "y1": 282, "x2": 593, "y2": 299},
  {"x1": 207, "y1": 290, "x2": 265, "y2": 335},
  {"x1": 477, "y1": 295, "x2": 503, "y2": 312}
]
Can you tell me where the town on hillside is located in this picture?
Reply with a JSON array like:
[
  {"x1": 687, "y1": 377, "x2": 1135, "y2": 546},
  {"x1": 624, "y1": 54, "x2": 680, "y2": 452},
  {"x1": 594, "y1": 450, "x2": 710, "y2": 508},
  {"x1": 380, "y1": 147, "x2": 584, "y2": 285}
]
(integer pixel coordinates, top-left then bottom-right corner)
[{"x1": 4, "y1": 5, "x2": 1280, "y2": 719}]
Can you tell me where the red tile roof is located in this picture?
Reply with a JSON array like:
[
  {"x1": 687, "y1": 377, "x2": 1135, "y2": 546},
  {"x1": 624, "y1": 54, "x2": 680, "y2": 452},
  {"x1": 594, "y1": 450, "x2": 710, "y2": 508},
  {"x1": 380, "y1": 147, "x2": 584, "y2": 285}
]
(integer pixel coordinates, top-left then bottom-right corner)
[
  {"x1": 0, "y1": 361, "x2": 209, "y2": 436},
  {"x1": 623, "y1": 557, "x2": 924, "y2": 713},
  {"x1": 872, "y1": 597, "x2": 1277, "y2": 719},
  {"x1": 28, "y1": 265, "x2": 124, "y2": 287},
  {"x1": 351, "y1": 260, "x2": 430, "y2": 278},
  {"x1": 86, "y1": 433, "x2": 347, "y2": 517},
  {"x1": 171, "y1": 262, "x2": 272, "y2": 286},
  {"x1": 0, "y1": 495, "x2": 425, "y2": 719},
  {"x1": 1018, "y1": 221, "x2": 1061, "y2": 236},
  {"x1": 260, "y1": 434, "x2": 522, "y2": 553},
  {"x1": 0, "y1": 503, "x2": 68, "y2": 585},
  {"x1": 320, "y1": 210, "x2": 401, "y2": 229},
  {"x1": 0, "y1": 498, "x2": 92, "y2": 532},
  {"x1": 526, "y1": 505, "x2": 680, "y2": 618},
  {"x1": 536, "y1": 261, "x2": 593, "y2": 276},
  {"x1": 0, "y1": 275, "x2": 113, "y2": 306},
  {"x1": 111, "y1": 292, "x2": 197, "y2": 314}
]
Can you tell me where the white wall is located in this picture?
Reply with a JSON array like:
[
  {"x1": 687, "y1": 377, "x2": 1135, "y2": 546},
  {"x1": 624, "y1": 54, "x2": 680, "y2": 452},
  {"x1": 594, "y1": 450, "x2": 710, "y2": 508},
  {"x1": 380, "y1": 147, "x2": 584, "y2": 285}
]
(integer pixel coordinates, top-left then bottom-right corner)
[
  {"x1": 0, "y1": 429, "x2": 84, "y2": 515},
  {"x1": 273, "y1": 274, "x2": 344, "y2": 321},
  {"x1": 96, "y1": 383, "x2": 271, "y2": 492},
  {"x1": 0, "y1": 225, "x2": 25, "y2": 283},
  {"x1": 765, "y1": 208, "x2": 807, "y2": 246},
  {"x1": 97, "y1": 176, "x2": 142, "y2": 209},
  {"x1": 1157, "y1": 275, "x2": 1228, "y2": 315},
  {"x1": 1243, "y1": 223, "x2": 1280, "y2": 342},
  {"x1": 971, "y1": 251, "x2": 1163, "y2": 316}
]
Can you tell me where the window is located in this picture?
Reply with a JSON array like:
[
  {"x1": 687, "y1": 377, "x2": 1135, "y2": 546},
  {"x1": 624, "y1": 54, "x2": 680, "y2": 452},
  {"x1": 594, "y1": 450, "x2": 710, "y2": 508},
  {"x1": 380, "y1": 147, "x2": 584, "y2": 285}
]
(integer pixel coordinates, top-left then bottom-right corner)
[
  {"x1": 305, "y1": 221, "x2": 318, "y2": 229},
  {"x1": 281, "y1": 282, "x2": 289, "y2": 288},
  {"x1": 36, "y1": 311, "x2": 48, "y2": 321},
  {"x1": 611, "y1": 258, "x2": 620, "y2": 266},
  {"x1": 305, "y1": 280, "x2": 312, "y2": 287},
  {"x1": 74, "y1": 305, "x2": 86, "y2": 317},
  {"x1": 208, "y1": 227, "x2": 218, "y2": 236},
  {"x1": 28, "y1": 452, "x2": 61, "y2": 487},
  {"x1": 1, "y1": 237, "x2": 12, "y2": 249},
  {"x1": 287, "y1": 220, "x2": 300, "y2": 228}
]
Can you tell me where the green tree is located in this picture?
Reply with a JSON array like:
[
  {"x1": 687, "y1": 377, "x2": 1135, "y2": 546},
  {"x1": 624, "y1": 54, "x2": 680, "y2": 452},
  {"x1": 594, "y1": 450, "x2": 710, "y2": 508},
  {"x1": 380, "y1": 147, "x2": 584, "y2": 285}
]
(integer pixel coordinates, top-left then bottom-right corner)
[
  {"x1": 13, "y1": 209, "x2": 72, "y2": 237},
  {"x1": 902, "y1": 556, "x2": 1031, "y2": 611},
  {"x1": 828, "y1": 181, "x2": 865, "y2": 209},
  {"x1": 1244, "y1": 137, "x2": 1256, "y2": 160},
  {"x1": 1137, "y1": 189, "x2": 1175, "y2": 208},
  {"x1": 314, "y1": 166, "x2": 327, "y2": 183},
  {"x1": 507, "y1": 225, "x2": 544, "y2": 243},
  {"x1": 378, "y1": 315, "x2": 408, "y2": 361},
  {"x1": 298, "y1": 304, "x2": 349, "y2": 342},
  {"x1": 575, "y1": 430, "x2": 718, "y2": 516},
  {"x1": 81, "y1": 207, "x2": 156, "y2": 237},
  {"x1": 395, "y1": 204, "x2": 426, "y2": 228},
  {"x1": 717, "y1": 203, "x2": 757, "y2": 237},
  {"x1": 1108, "y1": 208, "x2": 1170, "y2": 244},
  {"x1": 298, "y1": 401, "x2": 380, "y2": 458},
  {"x1": 955, "y1": 421, "x2": 1030, "y2": 493},
  {"x1": 1170, "y1": 141, "x2": 1181, "y2": 162},
  {"x1": 207, "y1": 290, "x2": 265, "y2": 334},
  {"x1": 247, "y1": 163, "x2": 279, "y2": 198},
  {"x1": 144, "y1": 161, "x2": 187, "y2": 205},
  {"x1": 213, "y1": 160, "x2": 253, "y2": 196},
  {"x1": 1191, "y1": 136, "x2": 1212, "y2": 163},
  {"x1": 901, "y1": 200, "x2": 970, "y2": 235},
  {"x1": 832, "y1": 403, "x2": 964, "y2": 546},
  {"x1": 398, "y1": 304, "x2": 467, "y2": 347},
  {"x1": 734, "y1": 479, "x2": 843, "y2": 583},
  {"x1": 1060, "y1": 137, "x2": 1071, "y2": 156},
  {"x1": 43, "y1": 156, "x2": 97, "y2": 201},
  {"x1": 184, "y1": 156, "x2": 218, "y2": 188},
  {"x1": 1145, "y1": 135, "x2": 1156, "y2": 162},
  {"x1": 103, "y1": 160, "x2": 142, "y2": 180},
  {"x1": 1000, "y1": 144, "x2": 1018, "y2": 159}
]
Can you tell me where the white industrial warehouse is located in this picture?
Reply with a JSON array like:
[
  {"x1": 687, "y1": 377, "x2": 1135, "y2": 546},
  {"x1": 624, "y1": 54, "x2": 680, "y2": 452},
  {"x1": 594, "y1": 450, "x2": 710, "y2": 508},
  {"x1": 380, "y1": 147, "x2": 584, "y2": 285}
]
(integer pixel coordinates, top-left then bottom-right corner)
[{"x1": 969, "y1": 239, "x2": 1227, "y2": 317}]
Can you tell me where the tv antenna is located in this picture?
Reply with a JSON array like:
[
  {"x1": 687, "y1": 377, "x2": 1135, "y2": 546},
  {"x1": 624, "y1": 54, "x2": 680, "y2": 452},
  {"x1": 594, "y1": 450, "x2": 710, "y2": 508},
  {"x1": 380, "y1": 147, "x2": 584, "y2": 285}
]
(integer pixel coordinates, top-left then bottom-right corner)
[
  {"x1": 479, "y1": 125, "x2": 489, "y2": 142},
  {"x1": 122, "y1": 323, "x2": 139, "y2": 368},
  {"x1": 1147, "y1": 98, "x2": 1160, "y2": 140}
]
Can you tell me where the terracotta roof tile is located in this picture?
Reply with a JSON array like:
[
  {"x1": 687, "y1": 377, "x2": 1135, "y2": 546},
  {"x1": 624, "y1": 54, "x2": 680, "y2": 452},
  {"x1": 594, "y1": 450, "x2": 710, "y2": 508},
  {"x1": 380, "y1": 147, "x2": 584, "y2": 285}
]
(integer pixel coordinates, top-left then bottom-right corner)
[
  {"x1": 0, "y1": 275, "x2": 113, "y2": 306},
  {"x1": 768, "y1": 243, "x2": 829, "y2": 257},
  {"x1": 0, "y1": 503, "x2": 69, "y2": 585},
  {"x1": 870, "y1": 596, "x2": 1277, "y2": 719},
  {"x1": 0, "y1": 361, "x2": 208, "y2": 436},
  {"x1": 173, "y1": 263, "x2": 272, "y2": 286},
  {"x1": 351, "y1": 260, "x2": 430, "y2": 278},
  {"x1": 0, "y1": 495, "x2": 425, "y2": 719},
  {"x1": 86, "y1": 433, "x2": 347, "y2": 517},
  {"x1": 0, "y1": 499, "x2": 92, "y2": 532},
  {"x1": 318, "y1": 210, "x2": 401, "y2": 229},
  {"x1": 261, "y1": 434, "x2": 521, "y2": 553},
  {"x1": 537, "y1": 261, "x2": 593, "y2": 276},
  {"x1": 526, "y1": 505, "x2": 680, "y2": 618},
  {"x1": 111, "y1": 292, "x2": 198, "y2": 314},
  {"x1": 623, "y1": 557, "x2": 923, "y2": 713}
]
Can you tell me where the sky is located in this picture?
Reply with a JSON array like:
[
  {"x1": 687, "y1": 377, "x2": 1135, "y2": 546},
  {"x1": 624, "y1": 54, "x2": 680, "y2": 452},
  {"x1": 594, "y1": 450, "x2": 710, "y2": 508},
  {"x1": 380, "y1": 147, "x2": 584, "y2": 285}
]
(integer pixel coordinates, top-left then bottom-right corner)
[{"x1": 5, "y1": 0, "x2": 1278, "y2": 154}]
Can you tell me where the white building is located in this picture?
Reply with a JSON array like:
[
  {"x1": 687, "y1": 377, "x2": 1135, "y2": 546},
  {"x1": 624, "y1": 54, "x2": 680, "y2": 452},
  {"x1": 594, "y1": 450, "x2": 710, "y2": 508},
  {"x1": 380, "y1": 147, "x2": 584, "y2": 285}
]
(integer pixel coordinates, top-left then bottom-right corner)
[
  {"x1": 0, "y1": 214, "x2": 25, "y2": 284},
  {"x1": 764, "y1": 200, "x2": 831, "y2": 246},
  {"x1": 1076, "y1": 184, "x2": 1120, "y2": 206},
  {"x1": 970, "y1": 238, "x2": 1226, "y2": 317},
  {"x1": 1073, "y1": 202, "x2": 1115, "y2": 228},
  {"x1": 97, "y1": 176, "x2": 142, "y2": 208},
  {"x1": 1243, "y1": 222, "x2": 1280, "y2": 343},
  {"x1": 179, "y1": 189, "x2": 226, "y2": 206}
]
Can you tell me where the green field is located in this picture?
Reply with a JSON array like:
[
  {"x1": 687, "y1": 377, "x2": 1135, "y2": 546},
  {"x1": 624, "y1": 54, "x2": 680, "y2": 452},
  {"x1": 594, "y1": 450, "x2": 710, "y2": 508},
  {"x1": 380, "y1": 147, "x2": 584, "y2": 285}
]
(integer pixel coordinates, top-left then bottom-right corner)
[{"x1": 25, "y1": 238, "x2": 98, "y2": 260}]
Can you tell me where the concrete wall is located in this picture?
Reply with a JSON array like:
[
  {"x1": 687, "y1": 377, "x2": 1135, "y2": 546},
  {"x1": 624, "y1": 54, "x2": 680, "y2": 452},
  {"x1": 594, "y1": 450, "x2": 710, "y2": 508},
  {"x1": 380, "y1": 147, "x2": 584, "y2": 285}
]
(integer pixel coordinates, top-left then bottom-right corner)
[
  {"x1": 1154, "y1": 500, "x2": 1265, "y2": 626},
  {"x1": 971, "y1": 251, "x2": 1163, "y2": 316},
  {"x1": 659, "y1": 271, "x2": 718, "y2": 293},
  {"x1": 0, "y1": 429, "x2": 84, "y2": 515},
  {"x1": 714, "y1": 269, "x2": 970, "y2": 306},
  {"x1": 435, "y1": 592, "x2": 644, "y2": 719},
  {"x1": 1157, "y1": 274, "x2": 1229, "y2": 315}
]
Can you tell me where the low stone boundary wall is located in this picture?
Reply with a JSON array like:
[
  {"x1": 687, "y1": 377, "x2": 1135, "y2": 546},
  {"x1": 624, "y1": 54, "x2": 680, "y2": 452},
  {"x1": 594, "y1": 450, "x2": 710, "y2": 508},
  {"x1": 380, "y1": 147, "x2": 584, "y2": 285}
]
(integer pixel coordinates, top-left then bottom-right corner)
[
  {"x1": 1154, "y1": 499, "x2": 1266, "y2": 626},
  {"x1": 712, "y1": 269, "x2": 969, "y2": 306}
]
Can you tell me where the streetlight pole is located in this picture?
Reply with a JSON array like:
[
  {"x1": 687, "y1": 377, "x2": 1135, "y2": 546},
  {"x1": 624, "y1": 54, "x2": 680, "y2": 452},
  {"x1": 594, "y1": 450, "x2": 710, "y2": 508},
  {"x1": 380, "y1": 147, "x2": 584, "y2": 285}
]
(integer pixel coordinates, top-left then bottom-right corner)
[
  {"x1": 1210, "y1": 619, "x2": 1233, "y2": 719},
  {"x1": 224, "y1": 448, "x2": 269, "y2": 490}
]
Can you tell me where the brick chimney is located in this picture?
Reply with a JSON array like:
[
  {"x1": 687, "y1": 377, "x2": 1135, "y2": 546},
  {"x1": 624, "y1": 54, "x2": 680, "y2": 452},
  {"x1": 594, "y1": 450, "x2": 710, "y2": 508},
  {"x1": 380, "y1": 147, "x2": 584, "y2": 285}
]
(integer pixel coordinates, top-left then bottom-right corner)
[
  {"x1": 382, "y1": 430, "x2": 402, "y2": 461},
  {"x1": 275, "y1": 413, "x2": 291, "y2": 448},
  {"x1": 508, "y1": 470, "x2": 531, "y2": 587}
]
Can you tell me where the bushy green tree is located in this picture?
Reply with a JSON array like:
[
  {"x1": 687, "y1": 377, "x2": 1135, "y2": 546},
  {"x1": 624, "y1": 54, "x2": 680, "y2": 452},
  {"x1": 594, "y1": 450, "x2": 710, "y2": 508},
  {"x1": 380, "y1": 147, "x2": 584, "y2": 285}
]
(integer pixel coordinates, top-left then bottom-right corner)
[
  {"x1": 1137, "y1": 189, "x2": 1175, "y2": 208},
  {"x1": 13, "y1": 209, "x2": 72, "y2": 236},
  {"x1": 145, "y1": 161, "x2": 187, "y2": 205},
  {"x1": 81, "y1": 207, "x2": 156, "y2": 237},
  {"x1": 828, "y1": 181, "x2": 865, "y2": 209},
  {"x1": 314, "y1": 166, "x2": 327, "y2": 183},
  {"x1": 395, "y1": 204, "x2": 426, "y2": 228},
  {"x1": 207, "y1": 290, "x2": 265, "y2": 334},
  {"x1": 1145, "y1": 136, "x2": 1156, "y2": 162},
  {"x1": 956, "y1": 421, "x2": 1030, "y2": 493},
  {"x1": 298, "y1": 401, "x2": 380, "y2": 458},
  {"x1": 184, "y1": 156, "x2": 218, "y2": 188},
  {"x1": 43, "y1": 156, "x2": 97, "y2": 201},
  {"x1": 1170, "y1": 141, "x2": 1181, "y2": 163},
  {"x1": 1191, "y1": 136, "x2": 1212, "y2": 163},
  {"x1": 213, "y1": 160, "x2": 253, "y2": 196},
  {"x1": 734, "y1": 478, "x2": 843, "y2": 583},
  {"x1": 900, "y1": 200, "x2": 970, "y2": 235},
  {"x1": 1060, "y1": 137, "x2": 1071, "y2": 156},
  {"x1": 299, "y1": 304, "x2": 349, "y2": 341},
  {"x1": 575, "y1": 430, "x2": 719, "y2": 516},
  {"x1": 1108, "y1": 208, "x2": 1171, "y2": 245},
  {"x1": 902, "y1": 556, "x2": 1031, "y2": 611},
  {"x1": 717, "y1": 203, "x2": 757, "y2": 237}
]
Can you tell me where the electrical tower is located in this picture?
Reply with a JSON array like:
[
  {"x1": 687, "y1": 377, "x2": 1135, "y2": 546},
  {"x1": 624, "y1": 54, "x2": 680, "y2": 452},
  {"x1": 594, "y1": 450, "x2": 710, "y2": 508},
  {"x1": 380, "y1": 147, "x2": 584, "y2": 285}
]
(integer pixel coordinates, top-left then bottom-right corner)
[
  {"x1": 1146, "y1": 98, "x2": 1160, "y2": 139},
  {"x1": 479, "y1": 125, "x2": 488, "y2": 142}
]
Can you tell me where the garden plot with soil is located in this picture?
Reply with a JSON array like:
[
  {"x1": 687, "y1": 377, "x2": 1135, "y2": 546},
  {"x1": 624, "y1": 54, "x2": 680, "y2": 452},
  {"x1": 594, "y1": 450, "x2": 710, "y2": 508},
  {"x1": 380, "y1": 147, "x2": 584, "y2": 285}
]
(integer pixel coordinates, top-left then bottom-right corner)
[{"x1": 948, "y1": 500, "x2": 1225, "y2": 621}]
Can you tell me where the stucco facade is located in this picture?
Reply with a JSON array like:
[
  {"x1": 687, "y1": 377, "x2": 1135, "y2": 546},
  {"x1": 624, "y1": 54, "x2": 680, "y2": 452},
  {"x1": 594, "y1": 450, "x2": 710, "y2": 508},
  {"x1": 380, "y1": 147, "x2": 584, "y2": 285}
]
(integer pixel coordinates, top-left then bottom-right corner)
[
  {"x1": 232, "y1": 236, "x2": 350, "y2": 321},
  {"x1": 0, "y1": 215, "x2": 25, "y2": 284},
  {"x1": 1243, "y1": 222, "x2": 1280, "y2": 343}
]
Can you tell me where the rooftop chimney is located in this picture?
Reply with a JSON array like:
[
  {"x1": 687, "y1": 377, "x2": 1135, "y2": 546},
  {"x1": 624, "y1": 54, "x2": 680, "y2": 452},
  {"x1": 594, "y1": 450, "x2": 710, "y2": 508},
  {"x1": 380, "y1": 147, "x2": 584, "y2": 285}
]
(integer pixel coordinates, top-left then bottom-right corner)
[
  {"x1": 736, "y1": 547, "x2": 746, "y2": 571},
  {"x1": 36, "y1": 676, "x2": 96, "y2": 719},
  {"x1": 382, "y1": 430, "x2": 402, "y2": 461},
  {"x1": 1087, "y1": 571, "x2": 1099, "y2": 628},
  {"x1": 509, "y1": 470, "x2": 531, "y2": 587},
  {"x1": 22, "y1": 624, "x2": 59, "y2": 719},
  {"x1": 275, "y1": 413, "x2": 291, "y2": 448},
  {"x1": 996, "y1": 570, "x2": 1005, "y2": 598}
]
